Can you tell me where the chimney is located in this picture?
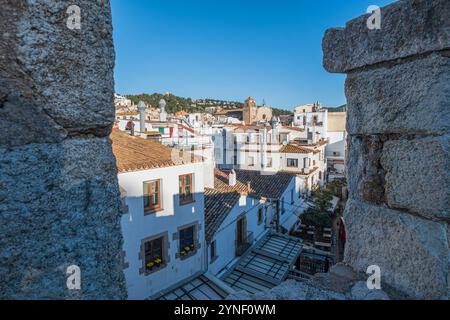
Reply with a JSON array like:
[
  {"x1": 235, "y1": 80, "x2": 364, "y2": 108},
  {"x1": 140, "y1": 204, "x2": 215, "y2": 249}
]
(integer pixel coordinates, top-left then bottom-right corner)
[
  {"x1": 137, "y1": 101, "x2": 146, "y2": 134},
  {"x1": 247, "y1": 181, "x2": 251, "y2": 193},
  {"x1": 159, "y1": 99, "x2": 167, "y2": 122},
  {"x1": 228, "y1": 169, "x2": 237, "y2": 186}
]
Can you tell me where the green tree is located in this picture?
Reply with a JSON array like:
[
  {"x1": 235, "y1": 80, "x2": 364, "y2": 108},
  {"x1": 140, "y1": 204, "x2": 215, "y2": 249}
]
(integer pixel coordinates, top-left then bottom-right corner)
[
  {"x1": 125, "y1": 93, "x2": 294, "y2": 115},
  {"x1": 310, "y1": 188, "x2": 334, "y2": 214},
  {"x1": 301, "y1": 210, "x2": 332, "y2": 228},
  {"x1": 325, "y1": 178, "x2": 347, "y2": 198}
]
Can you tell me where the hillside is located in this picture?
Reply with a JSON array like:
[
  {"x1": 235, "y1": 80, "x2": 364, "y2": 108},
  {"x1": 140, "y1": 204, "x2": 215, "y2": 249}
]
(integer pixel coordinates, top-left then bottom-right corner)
[
  {"x1": 125, "y1": 93, "x2": 293, "y2": 116},
  {"x1": 325, "y1": 104, "x2": 347, "y2": 112}
]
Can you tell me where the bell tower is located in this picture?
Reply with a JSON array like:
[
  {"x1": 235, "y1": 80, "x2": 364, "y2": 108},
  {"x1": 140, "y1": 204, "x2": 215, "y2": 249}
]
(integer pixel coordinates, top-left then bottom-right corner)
[{"x1": 243, "y1": 96, "x2": 257, "y2": 125}]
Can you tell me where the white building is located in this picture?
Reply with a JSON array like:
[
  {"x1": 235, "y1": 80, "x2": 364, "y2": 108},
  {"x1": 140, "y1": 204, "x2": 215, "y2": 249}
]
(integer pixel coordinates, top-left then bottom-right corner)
[
  {"x1": 114, "y1": 93, "x2": 132, "y2": 108},
  {"x1": 293, "y1": 103, "x2": 328, "y2": 144},
  {"x1": 212, "y1": 118, "x2": 327, "y2": 191},
  {"x1": 112, "y1": 130, "x2": 208, "y2": 300},
  {"x1": 325, "y1": 112, "x2": 347, "y2": 181},
  {"x1": 186, "y1": 113, "x2": 203, "y2": 128},
  {"x1": 279, "y1": 142, "x2": 328, "y2": 192},
  {"x1": 204, "y1": 169, "x2": 303, "y2": 277},
  {"x1": 115, "y1": 104, "x2": 214, "y2": 151}
]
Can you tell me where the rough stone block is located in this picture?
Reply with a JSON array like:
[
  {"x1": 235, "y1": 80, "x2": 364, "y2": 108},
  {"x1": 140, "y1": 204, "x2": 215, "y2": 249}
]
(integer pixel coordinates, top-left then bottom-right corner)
[
  {"x1": 343, "y1": 199, "x2": 449, "y2": 299},
  {"x1": 350, "y1": 281, "x2": 390, "y2": 300},
  {"x1": 346, "y1": 136, "x2": 385, "y2": 205},
  {"x1": 0, "y1": 137, "x2": 127, "y2": 299},
  {"x1": 381, "y1": 135, "x2": 450, "y2": 220},
  {"x1": 323, "y1": 0, "x2": 450, "y2": 73},
  {"x1": 227, "y1": 280, "x2": 346, "y2": 300},
  {"x1": 345, "y1": 52, "x2": 450, "y2": 136},
  {"x1": 448, "y1": 225, "x2": 450, "y2": 298},
  {"x1": 0, "y1": 0, "x2": 116, "y2": 147},
  {"x1": 347, "y1": 134, "x2": 450, "y2": 220}
]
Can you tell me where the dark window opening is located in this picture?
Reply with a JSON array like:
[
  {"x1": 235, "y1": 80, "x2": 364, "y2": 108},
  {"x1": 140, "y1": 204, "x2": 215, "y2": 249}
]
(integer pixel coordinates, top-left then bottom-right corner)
[
  {"x1": 144, "y1": 237, "x2": 165, "y2": 272},
  {"x1": 287, "y1": 158, "x2": 299, "y2": 168},
  {"x1": 210, "y1": 240, "x2": 217, "y2": 262},
  {"x1": 258, "y1": 207, "x2": 264, "y2": 225},
  {"x1": 179, "y1": 226, "x2": 195, "y2": 257}
]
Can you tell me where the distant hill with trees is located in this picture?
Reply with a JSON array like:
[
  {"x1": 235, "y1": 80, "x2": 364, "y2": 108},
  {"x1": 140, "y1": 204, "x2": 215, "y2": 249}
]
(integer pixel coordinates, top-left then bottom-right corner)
[
  {"x1": 125, "y1": 93, "x2": 293, "y2": 116},
  {"x1": 325, "y1": 104, "x2": 347, "y2": 112}
]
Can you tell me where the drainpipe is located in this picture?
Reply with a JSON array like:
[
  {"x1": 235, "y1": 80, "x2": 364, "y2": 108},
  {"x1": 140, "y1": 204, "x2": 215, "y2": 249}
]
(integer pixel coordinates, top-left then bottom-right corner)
[
  {"x1": 203, "y1": 240, "x2": 209, "y2": 274},
  {"x1": 275, "y1": 200, "x2": 280, "y2": 233},
  {"x1": 222, "y1": 129, "x2": 227, "y2": 167}
]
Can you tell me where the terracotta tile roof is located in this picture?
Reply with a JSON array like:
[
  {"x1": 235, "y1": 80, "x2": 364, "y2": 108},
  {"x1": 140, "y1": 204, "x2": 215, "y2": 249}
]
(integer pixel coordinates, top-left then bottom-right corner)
[
  {"x1": 280, "y1": 144, "x2": 319, "y2": 154},
  {"x1": 215, "y1": 108, "x2": 243, "y2": 116},
  {"x1": 111, "y1": 131, "x2": 202, "y2": 173},
  {"x1": 175, "y1": 110, "x2": 189, "y2": 116},
  {"x1": 204, "y1": 188, "x2": 241, "y2": 243},
  {"x1": 213, "y1": 169, "x2": 294, "y2": 200},
  {"x1": 116, "y1": 111, "x2": 140, "y2": 116},
  {"x1": 282, "y1": 126, "x2": 305, "y2": 132},
  {"x1": 231, "y1": 124, "x2": 271, "y2": 132},
  {"x1": 281, "y1": 167, "x2": 319, "y2": 176},
  {"x1": 295, "y1": 139, "x2": 328, "y2": 147}
]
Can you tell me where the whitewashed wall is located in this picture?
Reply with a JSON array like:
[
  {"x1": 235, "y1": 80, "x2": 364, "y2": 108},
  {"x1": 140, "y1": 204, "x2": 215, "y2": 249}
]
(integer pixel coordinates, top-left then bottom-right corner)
[
  {"x1": 207, "y1": 195, "x2": 270, "y2": 276},
  {"x1": 326, "y1": 131, "x2": 346, "y2": 157},
  {"x1": 208, "y1": 176, "x2": 303, "y2": 276},
  {"x1": 278, "y1": 177, "x2": 303, "y2": 231},
  {"x1": 118, "y1": 162, "x2": 206, "y2": 299}
]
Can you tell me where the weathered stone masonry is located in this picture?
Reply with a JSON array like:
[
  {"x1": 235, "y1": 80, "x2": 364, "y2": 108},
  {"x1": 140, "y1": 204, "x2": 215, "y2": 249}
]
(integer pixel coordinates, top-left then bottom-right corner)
[
  {"x1": 0, "y1": 1, "x2": 127, "y2": 299},
  {"x1": 323, "y1": 0, "x2": 450, "y2": 299}
]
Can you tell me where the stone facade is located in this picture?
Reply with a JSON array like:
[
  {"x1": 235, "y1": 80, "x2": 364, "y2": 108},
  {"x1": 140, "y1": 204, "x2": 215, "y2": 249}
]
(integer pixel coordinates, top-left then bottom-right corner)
[
  {"x1": 230, "y1": 0, "x2": 449, "y2": 300},
  {"x1": 0, "y1": 1, "x2": 127, "y2": 299},
  {"x1": 323, "y1": 0, "x2": 450, "y2": 299},
  {"x1": 242, "y1": 97, "x2": 272, "y2": 125}
]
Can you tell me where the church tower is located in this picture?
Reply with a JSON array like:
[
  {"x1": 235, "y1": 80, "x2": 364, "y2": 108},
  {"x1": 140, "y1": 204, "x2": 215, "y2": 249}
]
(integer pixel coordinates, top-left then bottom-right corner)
[{"x1": 243, "y1": 96, "x2": 257, "y2": 125}]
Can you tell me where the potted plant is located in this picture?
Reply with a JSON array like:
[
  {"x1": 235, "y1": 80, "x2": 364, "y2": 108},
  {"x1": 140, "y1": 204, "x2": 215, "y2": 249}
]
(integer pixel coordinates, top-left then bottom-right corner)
[{"x1": 146, "y1": 261, "x2": 155, "y2": 270}]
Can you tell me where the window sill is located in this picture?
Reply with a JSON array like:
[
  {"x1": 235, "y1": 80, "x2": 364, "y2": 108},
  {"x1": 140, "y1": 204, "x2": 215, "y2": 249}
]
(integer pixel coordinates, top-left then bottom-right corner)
[
  {"x1": 144, "y1": 208, "x2": 163, "y2": 215},
  {"x1": 210, "y1": 256, "x2": 219, "y2": 264},
  {"x1": 143, "y1": 264, "x2": 167, "y2": 276},
  {"x1": 179, "y1": 199, "x2": 195, "y2": 207},
  {"x1": 177, "y1": 249, "x2": 198, "y2": 261}
]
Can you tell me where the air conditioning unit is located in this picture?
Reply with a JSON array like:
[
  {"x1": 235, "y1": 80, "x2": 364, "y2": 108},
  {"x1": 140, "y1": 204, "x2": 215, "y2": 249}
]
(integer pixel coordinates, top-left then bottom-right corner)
[{"x1": 333, "y1": 152, "x2": 340, "y2": 156}]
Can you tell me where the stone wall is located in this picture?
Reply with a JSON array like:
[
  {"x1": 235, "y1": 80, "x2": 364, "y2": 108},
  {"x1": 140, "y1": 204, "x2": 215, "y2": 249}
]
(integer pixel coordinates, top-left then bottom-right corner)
[
  {"x1": 0, "y1": 1, "x2": 127, "y2": 299},
  {"x1": 323, "y1": 0, "x2": 450, "y2": 299}
]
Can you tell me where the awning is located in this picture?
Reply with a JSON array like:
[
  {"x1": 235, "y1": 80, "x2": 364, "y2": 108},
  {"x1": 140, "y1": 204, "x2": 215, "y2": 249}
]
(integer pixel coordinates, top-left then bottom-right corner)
[
  {"x1": 221, "y1": 232, "x2": 303, "y2": 294},
  {"x1": 154, "y1": 274, "x2": 232, "y2": 300}
]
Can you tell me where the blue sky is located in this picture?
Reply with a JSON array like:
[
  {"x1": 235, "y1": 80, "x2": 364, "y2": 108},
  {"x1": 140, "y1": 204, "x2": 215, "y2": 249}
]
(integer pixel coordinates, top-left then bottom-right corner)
[{"x1": 111, "y1": 0, "x2": 395, "y2": 109}]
